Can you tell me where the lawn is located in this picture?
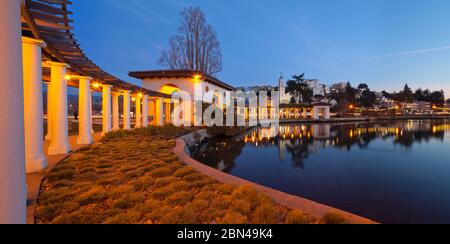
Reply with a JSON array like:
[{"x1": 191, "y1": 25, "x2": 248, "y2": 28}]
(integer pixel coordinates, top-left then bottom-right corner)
[{"x1": 36, "y1": 126, "x2": 345, "y2": 224}]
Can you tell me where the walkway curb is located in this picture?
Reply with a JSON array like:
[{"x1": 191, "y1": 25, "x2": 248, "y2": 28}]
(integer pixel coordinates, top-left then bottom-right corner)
[{"x1": 174, "y1": 132, "x2": 378, "y2": 224}]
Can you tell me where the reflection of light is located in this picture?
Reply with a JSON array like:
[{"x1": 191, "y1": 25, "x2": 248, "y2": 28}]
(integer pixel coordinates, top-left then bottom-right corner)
[
  {"x1": 433, "y1": 126, "x2": 437, "y2": 134},
  {"x1": 349, "y1": 130, "x2": 354, "y2": 138}
]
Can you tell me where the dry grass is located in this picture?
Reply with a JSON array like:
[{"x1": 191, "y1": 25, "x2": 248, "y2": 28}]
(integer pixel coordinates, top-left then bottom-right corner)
[{"x1": 36, "y1": 125, "x2": 345, "y2": 224}]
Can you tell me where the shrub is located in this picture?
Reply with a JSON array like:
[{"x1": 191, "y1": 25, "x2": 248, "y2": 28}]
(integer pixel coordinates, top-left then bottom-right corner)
[
  {"x1": 219, "y1": 210, "x2": 248, "y2": 224},
  {"x1": 185, "y1": 199, "x2": 209, "y2": 212},
  {"x1": 165, "y1": 191, "x2": 193, "y2": 206},
  {"x1": 51, "y1": 209, "x2": 105, "y2": 224},
  {"x1": 159, "y1": 207, "x2": 196, "y2": 224},
  {"x1": 211, "y1": 195, "x2": 232, "y2": 210},
  {"x1": 321, "y1": 212, "x2": 347, "y2": 225},
  {"x1": 230, "y1": 200, "x2": 252, "y2": 215},
  {"x1": 154, "y1": 177, "x2": 177, "y2": 188},
  {"x1": 47, "y1": 169, "x2": 75, "y2": 182},
  {"x1": 252, "y1": 203, "x2": 280, "y2": 224},
  {"x1": 151, "y1": 185, "x2": 177, "y2": 201},
  {"x1": 216, "y1": 184, "x2": 236, "y2": 195},
  {"x1": 231, "y1": 185, "x2": 259, "y2": 208},
  {"x1": 112, "y1": 194, "x2": 144, "y2": 210},
  {"x1": 173, "y1": 167, "x2": 196, "y2": 178},
  {"x1": 198, "y1": 208, "x2": 224, "y2": 224},
  {"x1": 285, "y1": 210, "x2": 316, "y2": 224},
  {"x1": 148, "y1": 167, "x2": 173, "y2": 178},
  {"x1": 77, "y1": 187, "x2": 108, "y2": 206},
  {"x1": 50, "y1": 180, "x2": 75, "y2": 188},
  {"x1": 103, "y1": 210, "x2": 142, "y2": 224}
]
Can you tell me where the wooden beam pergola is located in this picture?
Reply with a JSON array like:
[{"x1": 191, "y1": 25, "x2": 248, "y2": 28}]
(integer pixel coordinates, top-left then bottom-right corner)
[{"x1": 21, "y1": 0, "x2": 170, "y2": 99}]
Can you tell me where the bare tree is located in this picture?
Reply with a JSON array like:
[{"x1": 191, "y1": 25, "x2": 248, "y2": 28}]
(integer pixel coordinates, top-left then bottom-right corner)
[{"x1": 159, "y1": 6, "x2": 222, "y2": 75}]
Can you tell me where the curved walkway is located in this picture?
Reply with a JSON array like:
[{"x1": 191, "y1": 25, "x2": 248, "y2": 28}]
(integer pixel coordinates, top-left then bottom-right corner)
[
  {"x1": 174, "y1": 132, "x2": 377, "y2": 224},
  {"x1": 26, "y1": 133, "x2": 103, "y2": 224}
]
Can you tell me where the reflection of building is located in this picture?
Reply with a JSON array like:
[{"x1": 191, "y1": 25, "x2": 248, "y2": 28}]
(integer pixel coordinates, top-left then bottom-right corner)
[{"x1": 312, "y1": 124, "x2": 331, "y2": 139}]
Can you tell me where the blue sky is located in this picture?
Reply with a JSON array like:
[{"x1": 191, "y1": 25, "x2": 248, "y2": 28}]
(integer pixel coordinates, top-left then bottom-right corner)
[{"x1": 70, "y1": 0, "x2": 450, "y2": 97}]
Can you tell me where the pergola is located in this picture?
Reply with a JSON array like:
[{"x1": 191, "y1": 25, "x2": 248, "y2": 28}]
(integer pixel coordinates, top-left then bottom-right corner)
[
  {"x1": 21, "y1": 0, "x2": 169, "y2": 97},
  {"x1": 0, "y1": 0, "x2": 171, "y2": 223}
]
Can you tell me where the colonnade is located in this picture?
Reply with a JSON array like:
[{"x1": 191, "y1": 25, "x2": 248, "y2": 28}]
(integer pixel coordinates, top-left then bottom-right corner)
[
  {"x1": 280, "y1": 107, "x2": 331, "y2": 120},
  {"x1": 0, "y1": 1, "x2": 168, "y2": 224}
]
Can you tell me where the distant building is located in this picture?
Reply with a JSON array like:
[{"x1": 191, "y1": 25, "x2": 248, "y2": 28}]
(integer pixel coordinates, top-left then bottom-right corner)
[
  {"x1": 331, "y1": 82, "x2": 348, "y2": 93},
  {"x1": 278, "y1": 74, "x2": 293, "y2": 105}
]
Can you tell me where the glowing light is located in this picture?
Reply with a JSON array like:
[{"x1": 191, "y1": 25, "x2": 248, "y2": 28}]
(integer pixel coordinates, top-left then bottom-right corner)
[
  {"x1": 193, "y1": 74, "x2": 202, "y2": 81},
  {"x1": 93, "y1": 83, "x2": 100, "y2": 89},
  {"x1": 432, "y1": 105, "x2": 438, "y2": 110},
  {"x1": 65, "y1": 75, "x2": 71, "y2": 80},
  {"x1": 138, "y1": 93, "x2": 143, "y2": 97},
  {"x1": 132, "y1": 97, "x2": 136, "y2": 102},
  {"x1": 349, "y1": 104, "x2": 354, "y2": 109}
]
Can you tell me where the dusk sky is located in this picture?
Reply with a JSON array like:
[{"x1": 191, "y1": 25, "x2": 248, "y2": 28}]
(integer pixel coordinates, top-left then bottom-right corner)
[{"x1": 70, "y1": 0, "x2": 450, "y2": 97}]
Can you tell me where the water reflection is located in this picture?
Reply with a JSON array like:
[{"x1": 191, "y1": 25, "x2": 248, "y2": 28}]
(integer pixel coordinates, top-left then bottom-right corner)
[
  {"x1": 192, "y1": 120, "x2": 449, "y2": 173},
  {"x1": 190, "y1": 119, "x2": 450, "y2": 223}
]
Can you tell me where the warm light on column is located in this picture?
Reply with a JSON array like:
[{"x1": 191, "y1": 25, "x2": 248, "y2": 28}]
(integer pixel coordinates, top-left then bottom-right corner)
[
  {"x1": 22, "y1": 37, "x2": 47, "y2": 173},
  {"x1": 156, "y1": 97, "x2": 165, "y2": 126},
  {"x1": 112, "y1": 92, "x2": 120, "y2": 131},
  {"x1": 77, "y1": 76, "x2": 93, "y2": 145},
  {"x1": 47, "y1": 61, "x2": 71, "y2": 155},
  {"x1": 135, "y1": 94, "x2": 142, "y2": 128},
  {"x1": 142, "y1": 95, "x2": 149, "y2": 127},
  {"x1": 45, "y1": 82, "x2": 52, "y2": 140},
  {"x1": 102, "y1": 85, "x2": 113, "y2": 136},
  {"x1": 123, "y1": 90, "x2": 131, "y2": 130}
]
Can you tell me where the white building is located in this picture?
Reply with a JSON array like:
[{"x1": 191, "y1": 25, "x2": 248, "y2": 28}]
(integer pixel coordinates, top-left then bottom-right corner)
[
  {"x1": 278, "y1": 74, "x2": 293, "y2": 105},
  {"x1": 331, "y1": 82, "x2": 348, "y2": 92},
  {"x1": 129, "y1": 70, "x2": 235, "y2": 124}
]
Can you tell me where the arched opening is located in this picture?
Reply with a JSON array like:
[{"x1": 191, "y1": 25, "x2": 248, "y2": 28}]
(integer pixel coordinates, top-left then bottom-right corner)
[
  {"x1": 160, "y1": 84, "x2": 180, "y2": 95},
  {"x1": 156, "y1": 84, "x2": 181, "y2": 125}
]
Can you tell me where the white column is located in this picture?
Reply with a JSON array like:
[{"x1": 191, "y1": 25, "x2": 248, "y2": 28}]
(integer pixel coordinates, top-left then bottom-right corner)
[
  {"x1": 112, "y1": 92, "x2": 120, "y2": 131},
  {"x1": 45, "y1": 82, "x2": 52, "y2": 140},
  {"x1": 102, "y1": 85, "x2": 112, "y2": 135},
  {"x1": 123, "y1": 90, "x2": 131, "y2": 130},
  {"x1": 90, "y1": 91, "x2": 94, "y2": 134},
  {"x1": 142, "y1": 95, "x2": 149, "y2": 127},
  {"x1": 77, "y1": 77, "x2": 93, "y2": 144},
  {"x1": 135, "y1": 94, "x2": 142, "y2": 128},
  {"x1": 165, "y1": 99, "x2": 172, "y2": 124},
  {"x1": 156, "y1": 97, "x2": 164, "y2": 126},
  {"x1": 22, "y1": 37, "x2": 47, "y2": 173},
  {"x1": 47, "y1": 62, "x2": 71, "y2": 155},
  {"x1": 0, "y1": 0, "x2": 26, "y2": 224}
]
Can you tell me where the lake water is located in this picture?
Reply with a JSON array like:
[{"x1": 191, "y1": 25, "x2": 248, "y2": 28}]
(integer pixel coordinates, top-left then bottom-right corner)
[{"x1": 190, "y1": 120, "x2": 450, "y2": 224}]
